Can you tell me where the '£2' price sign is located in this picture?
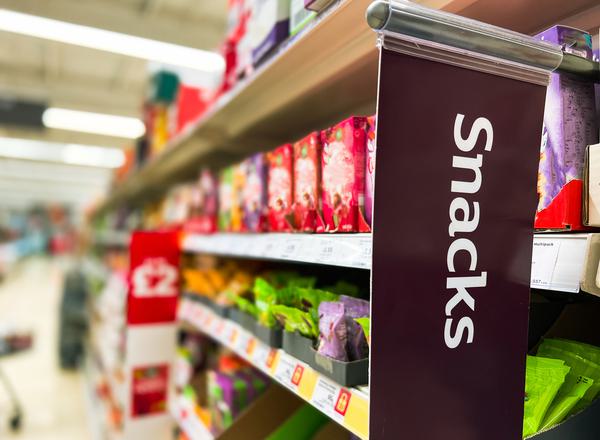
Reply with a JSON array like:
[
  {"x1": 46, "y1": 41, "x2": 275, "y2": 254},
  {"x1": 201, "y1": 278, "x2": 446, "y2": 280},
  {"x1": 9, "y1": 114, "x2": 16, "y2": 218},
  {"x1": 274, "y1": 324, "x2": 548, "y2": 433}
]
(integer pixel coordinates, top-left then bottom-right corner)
[{"x1": 132, "y1": 257, "x2": 178, "y2": 298}]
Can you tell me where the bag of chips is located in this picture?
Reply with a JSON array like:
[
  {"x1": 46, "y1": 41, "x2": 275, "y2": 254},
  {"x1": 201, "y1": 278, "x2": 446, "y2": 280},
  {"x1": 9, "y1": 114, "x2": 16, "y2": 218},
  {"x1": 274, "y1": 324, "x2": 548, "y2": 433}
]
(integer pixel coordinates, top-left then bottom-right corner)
[
  {"x1": 317, "y1": 301, "x2": 348, "y2": 361},
  {"x1": 271, "y1": 304, "x2": 318, "y2": 339},
  {"x1": 522, "y1": 356, "x2": 570, "y2": 438}
]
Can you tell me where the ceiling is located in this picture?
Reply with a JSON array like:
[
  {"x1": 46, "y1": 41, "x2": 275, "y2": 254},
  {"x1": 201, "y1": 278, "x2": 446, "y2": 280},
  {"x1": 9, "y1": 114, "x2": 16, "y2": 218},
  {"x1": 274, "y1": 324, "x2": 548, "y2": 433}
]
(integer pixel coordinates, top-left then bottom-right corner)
[{"x1": 0, "y1": 0, "x2": 228, "y2": 217}]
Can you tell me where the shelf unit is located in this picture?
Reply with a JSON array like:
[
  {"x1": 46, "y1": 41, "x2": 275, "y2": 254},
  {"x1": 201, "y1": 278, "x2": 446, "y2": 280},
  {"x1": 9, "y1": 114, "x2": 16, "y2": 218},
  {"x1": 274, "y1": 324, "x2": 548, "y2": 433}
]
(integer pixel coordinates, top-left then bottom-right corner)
[
  {"x1": 170, "y1": 394, "x2": 214, "y2": 440},
  {"x1": 98, "y1": 0, "x2": 377, "y2": 212},
  {"x1": 93, "y1": 230, "x2": 130, "y2": 248},
  {"x1": 95, "y1": 0, "x2": 600, "y2": 215},
  {"x1": 178, "y1": 297, "x2": 369, "y2": 440},
  {"x1": 88, "y1": 0, "x2": 600, "y2": 438}
]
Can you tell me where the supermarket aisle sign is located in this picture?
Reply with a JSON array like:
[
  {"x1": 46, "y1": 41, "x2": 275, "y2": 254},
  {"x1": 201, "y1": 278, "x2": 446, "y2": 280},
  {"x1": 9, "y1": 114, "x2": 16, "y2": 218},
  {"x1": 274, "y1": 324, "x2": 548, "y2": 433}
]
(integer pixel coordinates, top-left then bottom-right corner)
[
  {"x1": 127, "y1": 231, "x2": 180, "y2": 324},
  {"x1": 370, "y1": 48, "x2": 548, "y2": 439}
]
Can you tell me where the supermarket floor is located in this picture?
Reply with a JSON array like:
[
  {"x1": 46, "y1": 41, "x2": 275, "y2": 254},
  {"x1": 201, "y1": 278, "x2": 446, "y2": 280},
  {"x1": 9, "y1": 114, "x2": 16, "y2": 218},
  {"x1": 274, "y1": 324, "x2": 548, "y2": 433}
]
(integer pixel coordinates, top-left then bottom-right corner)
[{"x1": 0, "y1": 257, "x2": 91, "y2": 440}]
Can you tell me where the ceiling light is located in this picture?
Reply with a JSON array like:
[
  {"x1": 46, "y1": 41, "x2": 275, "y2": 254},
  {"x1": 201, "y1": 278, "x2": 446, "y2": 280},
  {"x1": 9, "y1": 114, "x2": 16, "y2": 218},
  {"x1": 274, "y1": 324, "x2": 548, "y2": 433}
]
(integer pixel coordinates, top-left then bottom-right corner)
[
  {"x1": 0, "y1": 9, "x2": 225, "y2": 73},
  {"x1": 0, "y1": 137, "x2": 125, "y2": 168},
  {"x1": 43, "y1": 108, "x2": 145, "y2": 139}
]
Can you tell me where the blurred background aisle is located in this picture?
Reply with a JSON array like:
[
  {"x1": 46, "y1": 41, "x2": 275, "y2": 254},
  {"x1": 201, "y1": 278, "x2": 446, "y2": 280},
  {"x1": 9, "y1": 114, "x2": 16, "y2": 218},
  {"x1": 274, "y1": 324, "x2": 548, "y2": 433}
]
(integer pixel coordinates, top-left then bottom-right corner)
[{"x1": 0, "y1": 257, "x2": 91, "y2": 440}]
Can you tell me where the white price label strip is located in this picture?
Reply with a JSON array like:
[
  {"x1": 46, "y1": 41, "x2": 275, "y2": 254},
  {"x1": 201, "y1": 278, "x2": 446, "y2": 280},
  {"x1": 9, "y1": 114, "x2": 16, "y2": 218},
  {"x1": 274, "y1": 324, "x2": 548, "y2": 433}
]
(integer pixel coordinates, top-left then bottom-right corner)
[
  {"x1": 311, "y1": 376, "x2": 347, "y2": 423},
  {"x1": 273, "y1": 353, "x2": 298, "y2": 391},
  {"x1": 252, "y1": 343, "x2": 272, "y2": 372},
  {"x1": 530, "y1": 239, "x2": 561, "y2": 289}
]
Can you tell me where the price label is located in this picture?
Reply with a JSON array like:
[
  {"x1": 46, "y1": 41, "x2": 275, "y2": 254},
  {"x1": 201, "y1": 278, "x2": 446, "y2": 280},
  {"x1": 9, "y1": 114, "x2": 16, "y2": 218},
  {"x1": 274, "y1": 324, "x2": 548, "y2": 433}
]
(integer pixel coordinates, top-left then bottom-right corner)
[
  {"x1": 228, "y1": 327, "x2": 239, "y2": 346},
  {"x1": 279, "y1": 238, "x2": 301, "y2": 260},
  {"x1": 311, "y1": 376, "x2": 343, "y2": 421},
  {"x1": 354, "y1": 237, "x2": 372, "y2": 268},
  {"x1": 530, "y1": 239, "x2": 561, "y2": 289},
  {"x1": 252, "y1": 343, "x2": 271, "y2": 372},
  {"x1": 311, "y1": 377, "x2": 348, "y2": 423},
  {"x1": 262, "y1": 241, "x2": 275, "y2": 258},
  {"x1": 245, "y1": 337, "x2": 257, "y2": 357},
  {"x1": 316, "y1": 238, "x2": 335, "y2": 263},
  {"x1": 234, "y1": 330, "x2": 250, "y2": 355},
  {"x1": 273, "y1": 353, "x2": 299, "y2": 391}
]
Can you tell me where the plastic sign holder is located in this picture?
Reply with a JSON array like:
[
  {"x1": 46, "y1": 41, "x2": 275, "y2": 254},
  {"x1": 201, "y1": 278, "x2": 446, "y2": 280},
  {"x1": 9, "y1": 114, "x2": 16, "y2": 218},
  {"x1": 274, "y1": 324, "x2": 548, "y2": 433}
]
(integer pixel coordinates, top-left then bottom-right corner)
[
  {"x1": 123, "y1": 231, "x2": 180, "y2": 440},
  {"x1": 363, "y1": 1, "x2": 593, "y2": 438}
]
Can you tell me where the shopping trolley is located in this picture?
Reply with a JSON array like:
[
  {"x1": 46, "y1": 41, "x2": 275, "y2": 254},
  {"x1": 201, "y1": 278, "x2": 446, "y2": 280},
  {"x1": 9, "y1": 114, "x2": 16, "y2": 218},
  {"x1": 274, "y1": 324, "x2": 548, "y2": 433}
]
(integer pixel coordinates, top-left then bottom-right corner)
[{"x1": 0, "y1": 330, "x2": 33, "y2": 432}]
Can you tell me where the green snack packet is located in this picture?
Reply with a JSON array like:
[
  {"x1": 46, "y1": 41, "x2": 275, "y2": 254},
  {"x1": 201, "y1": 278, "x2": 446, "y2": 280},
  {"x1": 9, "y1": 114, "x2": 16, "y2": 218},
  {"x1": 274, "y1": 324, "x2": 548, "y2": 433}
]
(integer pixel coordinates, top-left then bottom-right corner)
[
  {"x1": 355, "y1": 317, "x2": 371, "y2": 345},
  {"x1": 253, "y1": 277, "x2": 279, "y2": 327},
  {"x1": 544, "y1": 338, "x2": 600, "y2": 365},
  {"x1": 540, "y1": 375, "x2": 593, "y2": 431},
  {"x1": 523, "y1": 356, "x2": 570, "y2": 438},
  {"x1": 271, "y1": 304, "x2": 319, "y2": 339},
  {"x1": 295, "y1": 287, "x2": 338, "y2": 315},
  {"x1": 537, "y1": 342, "x2": 600, "y2": 409},
  {"x1": 233, "y1": 296, "x2": 258, "y2": 317}
]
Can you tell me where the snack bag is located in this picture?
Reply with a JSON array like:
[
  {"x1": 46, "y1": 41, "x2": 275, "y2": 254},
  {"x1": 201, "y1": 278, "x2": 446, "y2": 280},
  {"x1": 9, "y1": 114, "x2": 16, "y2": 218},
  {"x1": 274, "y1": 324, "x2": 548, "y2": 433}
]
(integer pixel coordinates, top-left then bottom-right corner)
[
  {"x1": 233, "y1": 296, "x2": 258, "y2": 317},
  {"x1": 321, "y1": 116, "x2": 369, "y2": 232},
  {"x1": 541, "y1": 375, "x2": 593, "y2": 431},
  {"x1": 355, "y1": 317, "x2": 370, "y2": 346},
  {"x1": 267, "y1": 144, "x2": 294, "y2": 231},
  {"x1": 317, "y1": 301, "x2": 348, "y2": 361},
  {"x1": 365, "y1": 115, "x2": 376, "y2": 227},
  {"x1": 537, "y1": 341, "x2": 600, "y2": 410},
  {"x1": 546, "y1": 338, "x2": 600, "y2": 365},
  {"x1": 253, "y1": 277, "x2": 280, "y2": 327},
  {"x1": 339, "y1": 296, "x2": 369, "y2": 361},
  {"x1": 293, "y1": 132, "x2": 323, "y2": 231},
  {"x1": 523, "y1": 356, "x2": 570, "y2": 438},
  {"x1": 243, "y1": 153, "x2": 268, "y2": 232},
  {"x1": 272, "y1": 304, "x2": 319, "y2": 339},
  {"x1": 186, "y1": 169, "x2": 219, "y2": 233},
  {"x1": 218, "y1": 167, "x2": 234, "y2": 231},
  {"x1": 231, "y1": 162, "x2": 246, "y2": 232}
]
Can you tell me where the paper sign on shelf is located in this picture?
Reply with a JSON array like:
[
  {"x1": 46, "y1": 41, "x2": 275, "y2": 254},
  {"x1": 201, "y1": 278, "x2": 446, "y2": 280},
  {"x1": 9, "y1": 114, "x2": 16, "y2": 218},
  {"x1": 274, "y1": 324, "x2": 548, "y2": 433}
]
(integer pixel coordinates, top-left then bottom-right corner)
[
  {"x1": 131, "y1": 364, "x2": 169, "y2": 417},
  {"x1": 127, "y1": 231, "x2": 180, "y2": 325},
  {"x1": 530, "y1": 238, "x2": 562, "y2": 289},
  {"x1": 311, "y1": 376, "x2": 346, "y2": 424},
  {"x1": 273, "y1": 352, "x2": 301, "y2": 391}
]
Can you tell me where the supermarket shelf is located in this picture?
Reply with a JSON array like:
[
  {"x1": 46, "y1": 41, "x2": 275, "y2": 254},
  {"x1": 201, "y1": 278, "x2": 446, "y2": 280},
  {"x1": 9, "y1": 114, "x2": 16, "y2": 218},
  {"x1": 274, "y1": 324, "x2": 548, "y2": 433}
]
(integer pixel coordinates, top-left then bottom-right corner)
[
  {"x1": 530, "y1": 234, "x2": 600, "y2": 295},
  {"x1": 92, "y1": 230, "x2": 130, "y2": 248},
  {"x1": 427, "y1": 0, "x2": 600, "y2": 34},
  {"x1": 98, "y1": 0, "x2": 378, "y2": 212},
  {"x1": 182, "y1": 233, "x2": 372, "y2": 269},
  {"x1": 95, "y1": 0, "x2": 600, "y2": 214},
  {"x1": 170, "y1": 394, "x2": 214, "y2": 440},
  {"x1": 178, "y1": 298, "x2": 370, "y2": 440}
]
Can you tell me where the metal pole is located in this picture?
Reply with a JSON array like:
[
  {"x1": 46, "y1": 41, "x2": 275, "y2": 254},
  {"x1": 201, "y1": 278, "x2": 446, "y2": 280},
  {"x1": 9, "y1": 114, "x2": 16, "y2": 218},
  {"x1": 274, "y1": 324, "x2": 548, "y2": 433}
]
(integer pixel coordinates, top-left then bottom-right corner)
[{"x1": 367, "y1": 0, "x2": 600, "y2": 80}]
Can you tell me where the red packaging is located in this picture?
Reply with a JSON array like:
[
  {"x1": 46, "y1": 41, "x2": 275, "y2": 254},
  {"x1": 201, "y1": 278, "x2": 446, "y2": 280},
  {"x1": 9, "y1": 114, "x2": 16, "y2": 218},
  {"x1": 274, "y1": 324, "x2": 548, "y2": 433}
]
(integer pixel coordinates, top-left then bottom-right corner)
[
  {"x1": 176, "y1": 85, "x2": 208, "y2": 134},
  {"x1": 293, "y1": 132, "x2": 324, "y2": 232},
  {"x1": 267, "y1": 144, "x2": 294, "y2": 231},
  {"x1": 321, "y1": 116, "x2": 370, "y2": 232}
]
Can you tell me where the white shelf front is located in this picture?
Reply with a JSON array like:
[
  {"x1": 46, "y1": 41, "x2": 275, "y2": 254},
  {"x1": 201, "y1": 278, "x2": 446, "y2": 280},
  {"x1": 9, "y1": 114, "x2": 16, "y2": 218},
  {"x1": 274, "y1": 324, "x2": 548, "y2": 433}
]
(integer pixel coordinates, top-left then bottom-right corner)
[{"x1": 182, "y1": 233, "x2": 372, "y2": 269}]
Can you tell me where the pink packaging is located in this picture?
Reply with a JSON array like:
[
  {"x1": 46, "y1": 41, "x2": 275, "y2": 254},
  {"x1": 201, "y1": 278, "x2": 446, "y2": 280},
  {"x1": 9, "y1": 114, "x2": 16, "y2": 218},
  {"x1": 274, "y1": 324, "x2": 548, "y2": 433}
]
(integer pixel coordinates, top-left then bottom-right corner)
[
  {"x1": 267, "y1": 144, "x2": 294, "y2": 231},
  {"x1": 184, "y1": 169, "x2": 218, "y2": 233},
  {"x1": 242, "y1": 153, "x2": 268, "y2": 232},
  {"x1": 293, "y1": 132, "x2": 323, "y2": 232},
  {"x1": 321, "y1": 116, "x2": 370, "y2": 233},
  {"x1": 365, "y1": 115, "x2": 376, "y2": 227}
]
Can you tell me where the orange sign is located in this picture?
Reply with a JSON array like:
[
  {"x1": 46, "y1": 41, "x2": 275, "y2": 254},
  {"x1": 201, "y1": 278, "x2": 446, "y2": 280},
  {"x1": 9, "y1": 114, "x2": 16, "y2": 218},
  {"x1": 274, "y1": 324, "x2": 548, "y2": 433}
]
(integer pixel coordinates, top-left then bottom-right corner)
[
  {"x1": 266, "y1": 349, "x2": 277, "y2": 368},
  {"x1": 335, "y1": 389, "x2": 351, "y2": 416},
  {"x1": 291, "y1": 365, "x2": 304, "y2": 386}
]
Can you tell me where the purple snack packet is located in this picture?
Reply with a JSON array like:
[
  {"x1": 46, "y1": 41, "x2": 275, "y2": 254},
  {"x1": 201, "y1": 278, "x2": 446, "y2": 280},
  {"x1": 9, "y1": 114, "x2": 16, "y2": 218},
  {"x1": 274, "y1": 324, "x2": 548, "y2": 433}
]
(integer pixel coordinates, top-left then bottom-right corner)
[
  {"x1": 317, "y1": 301, "x2": 348, "y2": 361},
  {"x1": 242, "y1": 153, "x2": 268, "y2": 232},
  {"x1": 339, "y1": 295, "x2": 369, "y2": 318},
  {"x1": 339, "y1": 296, "x2": 370, "y2": 361}
]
